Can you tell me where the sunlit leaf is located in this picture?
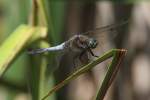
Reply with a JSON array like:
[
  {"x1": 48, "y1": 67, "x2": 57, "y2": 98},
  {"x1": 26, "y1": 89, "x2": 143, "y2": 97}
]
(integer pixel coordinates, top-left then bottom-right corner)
[{"x1": 0, "y1": 25, "x2": 47, "y2": 76}]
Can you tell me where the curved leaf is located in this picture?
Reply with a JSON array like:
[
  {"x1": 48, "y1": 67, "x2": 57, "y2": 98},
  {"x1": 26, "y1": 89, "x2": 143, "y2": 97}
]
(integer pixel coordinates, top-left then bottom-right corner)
[{"x1": 0, "y1": 25, "x2": 47, "y2": 76}]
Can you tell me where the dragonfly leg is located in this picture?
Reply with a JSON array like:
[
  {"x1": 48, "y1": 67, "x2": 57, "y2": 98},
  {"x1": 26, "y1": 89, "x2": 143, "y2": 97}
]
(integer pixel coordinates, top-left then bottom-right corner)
[
  {"x1": 79, "y1": 50, "x2": 86, "y2": 62},
  {"x1": 79, "y1": 50, "x2": 90, "y2": 65},
  {"x1": 88, "y1": 48, "x2": 98, "y2": 57},
  {"x1": 73, "y1": 55, "x2": 78, "y2": 67}
]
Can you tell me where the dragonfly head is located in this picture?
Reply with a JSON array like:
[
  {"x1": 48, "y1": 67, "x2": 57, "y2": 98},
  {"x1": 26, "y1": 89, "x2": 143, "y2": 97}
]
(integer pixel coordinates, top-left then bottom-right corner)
[{"x1": 88, "y1": 38, "x2": 98, "y2": 49}]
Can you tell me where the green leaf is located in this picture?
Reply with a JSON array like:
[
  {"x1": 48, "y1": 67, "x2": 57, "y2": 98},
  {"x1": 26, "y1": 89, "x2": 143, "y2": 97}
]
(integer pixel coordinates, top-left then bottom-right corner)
[{"x1": 0, "y1": 25, "x2": 47, "y2": 76}]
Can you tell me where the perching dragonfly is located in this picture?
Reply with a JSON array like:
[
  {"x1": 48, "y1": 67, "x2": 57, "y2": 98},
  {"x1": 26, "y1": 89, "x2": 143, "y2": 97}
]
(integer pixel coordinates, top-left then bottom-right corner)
[{"x1": 28, "y1": 20, "x2": 128, "y2": 66}]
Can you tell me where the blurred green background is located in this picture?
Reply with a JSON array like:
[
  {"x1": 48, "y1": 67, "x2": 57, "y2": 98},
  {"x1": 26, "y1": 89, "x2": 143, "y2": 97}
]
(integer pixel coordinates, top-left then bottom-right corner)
[{"x1": 0, "y1": 0, "x2": 150, "y2": 100}]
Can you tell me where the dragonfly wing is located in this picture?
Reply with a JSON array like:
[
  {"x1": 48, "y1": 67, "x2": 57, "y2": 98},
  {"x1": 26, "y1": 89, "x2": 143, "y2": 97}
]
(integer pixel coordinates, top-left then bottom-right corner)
[
  {"x1": 83, "y1": 19, "x2": 129, "y2": 36},
  {"x1": 82, "y1": 20, "x2": 128, "y2": 52},
  {"x1": 82, "y1": 20, "x2": 129, "y2": 41}
]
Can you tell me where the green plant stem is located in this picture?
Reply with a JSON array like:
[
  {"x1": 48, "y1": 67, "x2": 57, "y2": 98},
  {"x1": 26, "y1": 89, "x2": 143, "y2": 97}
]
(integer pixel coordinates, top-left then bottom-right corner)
[
  {"x1": 32, "y1": 0, "x2": 38, "y2": 26},
  {"x1": 29, "y1": 0, "x2": 48, "y2": 100},
  {"x1": 41, "y1": 49, "x2": 127, "y2": 100},
  {"x1": 37, "y1": 0, "x2": 48, "y2": 26},
  {"x1": 95, "y1": 49, "x2": 127, "y2": 100}
]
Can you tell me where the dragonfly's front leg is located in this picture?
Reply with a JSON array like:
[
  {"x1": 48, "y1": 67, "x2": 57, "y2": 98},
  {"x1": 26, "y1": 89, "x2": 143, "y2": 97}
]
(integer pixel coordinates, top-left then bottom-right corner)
[
  {"x1": 88, "y1": 48, "x2": 98, "y2": 57},
  {"x1": 78, "y1": 50, "x2": 91, "y2": 65},
  {"x1": 72, "y1": 52, "x2": 87, "y2": 68},
  {"x1": 73, "y1": 54, "x2": 79, "y2": 67}
]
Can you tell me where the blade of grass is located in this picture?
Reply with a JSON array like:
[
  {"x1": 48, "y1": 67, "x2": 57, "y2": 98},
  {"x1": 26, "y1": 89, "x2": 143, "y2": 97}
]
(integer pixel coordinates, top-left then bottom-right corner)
[
  {"x1": 95, "y1": 49, "x2": 127, "y2": 100},
  {"x1": 0, "y1": 25, "x2": 47, "y2": 77},
  {"x1": 41, "y1": 49, "x2": 127, "y2": 100}
]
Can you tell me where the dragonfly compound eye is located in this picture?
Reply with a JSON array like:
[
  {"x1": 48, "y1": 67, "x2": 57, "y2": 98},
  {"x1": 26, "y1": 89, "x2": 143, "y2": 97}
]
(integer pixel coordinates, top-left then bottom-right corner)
[{"x1": 88, "y1": 38, "x2": 98, "y2": 49}]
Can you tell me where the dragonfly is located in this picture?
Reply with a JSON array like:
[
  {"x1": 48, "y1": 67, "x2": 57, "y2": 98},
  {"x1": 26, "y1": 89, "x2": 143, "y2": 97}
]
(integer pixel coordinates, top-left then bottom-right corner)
[{"x1": 28, "y1": 20, "x2": 128, "y2": 66}]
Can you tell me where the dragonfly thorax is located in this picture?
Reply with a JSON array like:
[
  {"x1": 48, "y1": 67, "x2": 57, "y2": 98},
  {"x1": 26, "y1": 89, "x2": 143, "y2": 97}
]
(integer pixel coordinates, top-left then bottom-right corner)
[{"x1": 72, "y1": 35, "x2": 98, "y2": 52}]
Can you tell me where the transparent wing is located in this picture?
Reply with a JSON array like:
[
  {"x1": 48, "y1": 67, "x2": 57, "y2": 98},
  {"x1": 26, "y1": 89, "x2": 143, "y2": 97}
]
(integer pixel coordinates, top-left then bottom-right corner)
[
  {"x1": 82, "y1": 19, "x2": 129, "y2": 56},
  {"x1": 82, "y1": 19, "x2": 129, "y2": 36}
]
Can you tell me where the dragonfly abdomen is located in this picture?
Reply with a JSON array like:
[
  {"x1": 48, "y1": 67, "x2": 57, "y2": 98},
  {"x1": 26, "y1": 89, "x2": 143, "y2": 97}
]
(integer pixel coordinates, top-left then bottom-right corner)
[
  {"x1": 28, "y1": 43, "x2": 66, "y2": 54},
  {"x1": 46, "y1": 42, "x2": 65, "y2": 52}
]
